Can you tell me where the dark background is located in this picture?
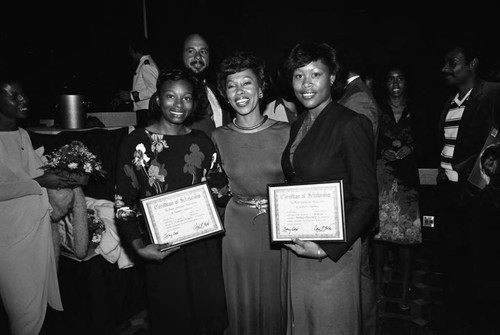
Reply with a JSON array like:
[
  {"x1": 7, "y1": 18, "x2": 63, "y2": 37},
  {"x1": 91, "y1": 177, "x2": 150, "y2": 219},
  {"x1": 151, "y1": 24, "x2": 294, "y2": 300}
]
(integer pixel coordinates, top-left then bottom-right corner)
[{"x1": 2, "y1": 1, "x2": 499, "y2": 130}]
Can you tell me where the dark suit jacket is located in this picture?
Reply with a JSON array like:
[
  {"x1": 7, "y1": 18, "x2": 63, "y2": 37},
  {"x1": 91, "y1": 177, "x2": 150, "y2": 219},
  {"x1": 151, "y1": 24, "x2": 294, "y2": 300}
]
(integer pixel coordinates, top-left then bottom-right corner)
[
  {"x1": 438, "y1": 79, "x2": 500, "y2": 183},
  {"x1": 189, "y1": 82, "x2": 232, "y2": 137},
  {"x1": 282, "y1": 101, "x2": 378, "y2": 261},
  {"x1": 437, "y1": 79, "x2": 500, "y2": 205},
  {"x1": 337, "y1": 77, "x2": 379, "y2": 142}
]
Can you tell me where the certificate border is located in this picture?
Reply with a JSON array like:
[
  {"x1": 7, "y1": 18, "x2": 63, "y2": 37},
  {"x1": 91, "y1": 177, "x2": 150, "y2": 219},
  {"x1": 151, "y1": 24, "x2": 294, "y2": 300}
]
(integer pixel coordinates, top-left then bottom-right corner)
[
  {"x1": 267, "y1": 180, "x2": 346, "y2": 243},
  {"x1": 140, "y1": 182, "x2": 224, "y2": 249}
]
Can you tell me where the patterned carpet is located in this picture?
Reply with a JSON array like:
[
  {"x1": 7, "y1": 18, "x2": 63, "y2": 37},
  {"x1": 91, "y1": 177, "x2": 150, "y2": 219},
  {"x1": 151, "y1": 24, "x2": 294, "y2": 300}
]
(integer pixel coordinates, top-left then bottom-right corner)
[
  {"x1": 376, "y1": 234, "x2": 442, "y2": 335},
  {"x1": 377, "y1": 227, "x2": 500, "y2": 335}
]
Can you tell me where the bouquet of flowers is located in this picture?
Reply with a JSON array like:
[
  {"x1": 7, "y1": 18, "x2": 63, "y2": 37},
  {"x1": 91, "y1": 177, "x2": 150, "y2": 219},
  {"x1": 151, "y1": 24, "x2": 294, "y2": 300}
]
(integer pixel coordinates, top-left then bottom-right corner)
[
  {"x1": 42, "y1": 140, "x2": 106, "y2": 183},
  {"x1": 87, "y1": 208, "x2": 106, "y2": 248}
]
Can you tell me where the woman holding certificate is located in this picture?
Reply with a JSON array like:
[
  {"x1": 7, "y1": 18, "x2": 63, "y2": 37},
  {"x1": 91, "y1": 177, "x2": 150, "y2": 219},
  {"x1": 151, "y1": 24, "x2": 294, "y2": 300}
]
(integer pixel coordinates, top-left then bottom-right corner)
[
  {"x1": 114, "y1": 69, "x2": 228, "y2": 335},
  {"x1": 211, "y1": 51, "x2": 290, "y2": 334},
  {"x1": 280, "y1": 43, "x2": 378, "y2": 334}
]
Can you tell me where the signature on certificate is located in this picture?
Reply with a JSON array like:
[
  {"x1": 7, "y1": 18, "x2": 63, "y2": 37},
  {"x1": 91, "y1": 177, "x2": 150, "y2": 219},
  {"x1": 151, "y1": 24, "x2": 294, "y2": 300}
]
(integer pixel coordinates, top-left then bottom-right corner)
[
  {"x1": 314, "y1": 224, "x2": 333, "y2": 232},
  {"x1": 194, "y1": 221, "x2": 210, "y2": 230},
  {"x1": 282, "y1": 226, "x2": 299, "y2": 234},
  {"x1": 163, "y1": 231, "x2": 179, "y2": 240}
]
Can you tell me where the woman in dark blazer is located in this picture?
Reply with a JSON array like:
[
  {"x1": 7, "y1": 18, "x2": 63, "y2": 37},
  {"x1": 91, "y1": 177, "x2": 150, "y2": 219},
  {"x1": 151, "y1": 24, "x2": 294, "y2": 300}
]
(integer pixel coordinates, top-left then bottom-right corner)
[{"x1": 281, "y1": 42, "x2": 378, "y2": 334}]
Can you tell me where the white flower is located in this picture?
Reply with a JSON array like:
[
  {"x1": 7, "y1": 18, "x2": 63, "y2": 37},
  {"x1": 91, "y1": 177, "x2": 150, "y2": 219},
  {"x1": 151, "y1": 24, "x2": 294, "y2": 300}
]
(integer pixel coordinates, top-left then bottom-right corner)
[
  {"x1": 133, "y1": 143, "x2": 150, "y2": 167},
  {"x1": 68, "y1": 162, "x2": 78, "y2": 169},
  {"x1": 150, "y1": 134, "x2": 169, "y2": 153},
  {"x1": 83, "y1": 162, "x2": 93, "y2": 173},
  {"x1": 116, "y1": 206, "x2": 135, "y2": 220},
  {"x1": 136, "y1": 143, "x2": 146, "y2": 153},
  {"x1": 114, "y1": 195, "x2": 125, "y2": 208}
]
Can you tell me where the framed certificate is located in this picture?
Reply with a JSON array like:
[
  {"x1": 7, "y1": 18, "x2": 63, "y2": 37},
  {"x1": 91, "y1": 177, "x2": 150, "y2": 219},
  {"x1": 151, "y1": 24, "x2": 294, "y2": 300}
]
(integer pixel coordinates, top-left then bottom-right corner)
[
  {"x1": 267, "y1": 181, "x2": 346, "y2": 243},
  {"x1": 140, "y1": 182, "x2": 224, "y2": 250}
]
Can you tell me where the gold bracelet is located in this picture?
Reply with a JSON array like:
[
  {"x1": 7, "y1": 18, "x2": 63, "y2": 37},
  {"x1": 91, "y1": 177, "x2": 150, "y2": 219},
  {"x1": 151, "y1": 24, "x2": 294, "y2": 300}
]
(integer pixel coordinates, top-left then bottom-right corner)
[{"x1": 318, "y1": 248, "x2": 322, "y2": 263}]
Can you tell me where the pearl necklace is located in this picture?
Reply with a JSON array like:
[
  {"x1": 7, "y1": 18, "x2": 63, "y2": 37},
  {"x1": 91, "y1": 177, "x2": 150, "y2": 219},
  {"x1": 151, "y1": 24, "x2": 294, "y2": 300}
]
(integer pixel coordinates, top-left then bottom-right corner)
[{"x1": 232, "y1": 115, "x2": 268, "y2": 130}]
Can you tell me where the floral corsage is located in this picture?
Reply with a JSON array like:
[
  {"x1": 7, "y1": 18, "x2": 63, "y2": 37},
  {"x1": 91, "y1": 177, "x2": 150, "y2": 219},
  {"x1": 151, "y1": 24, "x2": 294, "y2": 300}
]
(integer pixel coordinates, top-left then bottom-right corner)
[{"x1": 88, "y1": 209, "x2": 106, "y2": 248}]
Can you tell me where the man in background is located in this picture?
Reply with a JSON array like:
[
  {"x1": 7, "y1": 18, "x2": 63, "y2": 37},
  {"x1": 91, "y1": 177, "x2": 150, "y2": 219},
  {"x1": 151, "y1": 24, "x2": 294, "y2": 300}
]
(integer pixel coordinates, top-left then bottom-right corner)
[
  {"x1": 180, "y1": 32, "x2": 231, "y2": 136},
  {"x1": 337, "y1": 45, "x2": 379, "y2": 144},
  {"x1": 113, "y1": 35, "x2": 159, "y2": 127},
  {"x1": 336, "y1": 43, "x2": 380, "y2": 335},
  {"x1": 436, "y1": 37, "x2": 500, "y2": 329}
]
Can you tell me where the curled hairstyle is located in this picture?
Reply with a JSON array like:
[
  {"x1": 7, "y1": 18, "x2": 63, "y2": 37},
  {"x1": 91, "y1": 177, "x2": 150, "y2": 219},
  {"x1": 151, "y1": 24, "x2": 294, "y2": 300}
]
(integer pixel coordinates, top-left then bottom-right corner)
[
  {"x1": 216, "y1": 51, "x2": 270, "y2": 104},
  {"x1": 150, "y1": 68, "x2": 207, "y2": 124},
  {"x1": 283, "y1": 43, "x2": 339, "y2": 83}
]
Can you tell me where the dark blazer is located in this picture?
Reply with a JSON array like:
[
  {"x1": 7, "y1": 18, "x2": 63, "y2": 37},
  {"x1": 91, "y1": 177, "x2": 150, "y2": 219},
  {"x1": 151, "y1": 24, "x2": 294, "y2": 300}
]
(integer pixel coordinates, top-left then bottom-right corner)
[
  {"x1": 282, "y1": 101, "x2": 378, "y2": 261},
  {"x1": 337, "y1": 77, "x2": 379, "y2": 142},
  {"x1": 438, "y1": 79, "x2": 500, "y2": 183}
]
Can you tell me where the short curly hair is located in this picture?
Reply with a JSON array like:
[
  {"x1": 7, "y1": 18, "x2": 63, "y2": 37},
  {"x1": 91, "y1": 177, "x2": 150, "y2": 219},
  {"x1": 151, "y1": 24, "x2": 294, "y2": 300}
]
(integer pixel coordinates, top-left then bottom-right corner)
[
  {"x1": 216, "y1": 51, "x2": 270, "y2": 103},
  {"x1": 282, "y1": 42, "x2": 339, "y2": 83},
  {"x1": 150, "y1": 68, "x2": 208, "y2": 124}
]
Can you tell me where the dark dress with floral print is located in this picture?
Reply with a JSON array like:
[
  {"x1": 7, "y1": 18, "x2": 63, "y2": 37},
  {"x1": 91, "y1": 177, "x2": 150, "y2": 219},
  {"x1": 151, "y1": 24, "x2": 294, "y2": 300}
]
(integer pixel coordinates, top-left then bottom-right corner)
[
  {"x1": 114, "y1": 128, "x2": 228, "y2": 335},
  {"x1": 374, "y1": 103, "x2": 423, "y2": 244}
]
